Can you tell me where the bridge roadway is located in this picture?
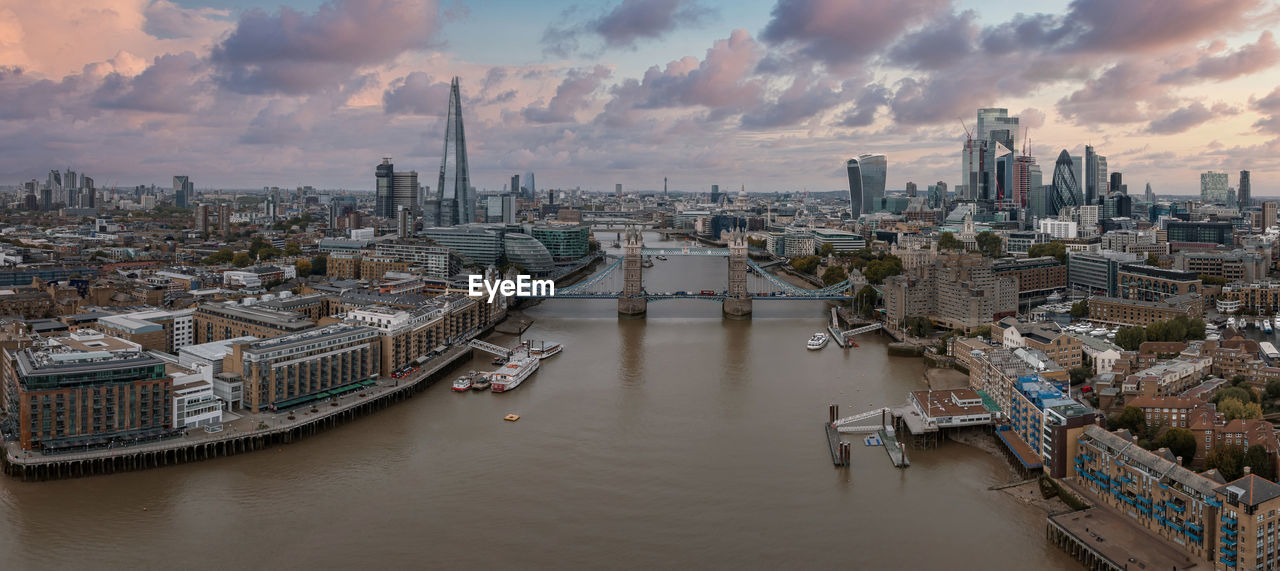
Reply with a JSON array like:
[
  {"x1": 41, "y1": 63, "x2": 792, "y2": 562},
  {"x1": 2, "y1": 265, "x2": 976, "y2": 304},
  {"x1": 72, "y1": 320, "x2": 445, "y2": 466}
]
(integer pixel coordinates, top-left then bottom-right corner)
[{"x1": 533, "y1": 291, "x2": 855, "y2": 301}]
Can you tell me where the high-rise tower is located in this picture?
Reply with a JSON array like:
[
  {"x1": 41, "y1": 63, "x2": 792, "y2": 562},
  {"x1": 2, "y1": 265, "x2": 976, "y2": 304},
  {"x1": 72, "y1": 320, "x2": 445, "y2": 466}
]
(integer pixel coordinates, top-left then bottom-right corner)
[
  {"x1": 436, "y1": 77, "x2": 473, "y2": 226},
  {"x1": 847, "y1": 154, "x2": 886, "y2": 218},
  {"x1": 1240, "y1": 170, "x2": 1252, "y2": 208},
  {"x1": 1050, "y1": 150, "x2": 1081, "y2": 215}
]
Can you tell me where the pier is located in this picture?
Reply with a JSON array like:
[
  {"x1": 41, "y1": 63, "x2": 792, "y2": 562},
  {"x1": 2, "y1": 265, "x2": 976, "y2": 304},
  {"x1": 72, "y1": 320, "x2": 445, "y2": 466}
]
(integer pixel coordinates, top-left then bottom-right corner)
[{"x1": 2, "y1": 345, "x2": 477, "y2": 481}]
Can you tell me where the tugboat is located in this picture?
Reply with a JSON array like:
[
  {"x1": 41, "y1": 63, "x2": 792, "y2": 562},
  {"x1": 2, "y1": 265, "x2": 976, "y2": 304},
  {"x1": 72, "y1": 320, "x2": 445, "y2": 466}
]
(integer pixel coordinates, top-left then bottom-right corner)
[{"x1": 451, "y1": 375, "x2": 472, "y2": 392}]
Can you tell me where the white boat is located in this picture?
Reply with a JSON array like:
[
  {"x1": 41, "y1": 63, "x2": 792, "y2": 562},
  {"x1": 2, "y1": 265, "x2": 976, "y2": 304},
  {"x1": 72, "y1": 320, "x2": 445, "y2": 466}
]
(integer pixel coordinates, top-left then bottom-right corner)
[
  {"x1": 522, "y1": 340, "x2": 562, "y2": 359},
  {"x1": 1090, "y1": 328, "x2": 1108, "y2": 337},
  {"x1": 1266, "y1": 321, "x2": 1274, "y2": 334},
  {"x1": 451, "y1": 375, "x2": 472, "y2": 392},
  {"x1": 807, "y1": 333, "x2": 829, "y2": 350},
  {"x1": 1257, "y1": 319, "x2": 1265, "y2": 330},
  {"x1": 1273, "y1": 315, "x2": 1280, "y2": 329},
  {"x1": 1228, "y1": 317, "x2": 1238, "y2": 329},
  {"x1": 490, "y1": 352, "x2": 540, "y2": 393}
]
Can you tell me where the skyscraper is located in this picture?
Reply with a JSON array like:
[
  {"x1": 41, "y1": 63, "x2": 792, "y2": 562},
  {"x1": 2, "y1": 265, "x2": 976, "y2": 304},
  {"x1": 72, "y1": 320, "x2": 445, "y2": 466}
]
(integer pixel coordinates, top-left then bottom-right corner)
[
  {"x1": 1240, "y1": 170, "x2": 1252, "y2": 208},
  {"x1": 1200, "y1": 171, "x2": 1229, "y2": 204},
  {"x1": 976, "y1": 108, "x2": 1017, "y2": 152},
  {"x1": 961, "y1": 137, "x2": 987, "y2": 201},
  {"x1": 393, "y1": 170, "x2": 418, "y2": 214},
  {"x1": 435, "y1": 77, "x2": 473, "y2": 226},
  {"x1": 710, "y1": 184, "x2": 721, "y2": 204},
  {"x1": 1050, "y1": 150, "x2": 1081, "y2": 215},
  {"x1": 1144, "y1": 182, "x2": 1155, "y2": 204},
  {"x1": 846, "y1": 154, "x2": 886, "y2": 218},
  {"x1": 1083, "y1": 146, "x2": 1107, "y2": 206},
  {"x1": 525, "y1": 172, "x2": 535, "y2": 200},
  {"x1": 173, "y1": 175, "x2": 192, "y2": 209},
  {"x1": 1109, "y1": 172, "x2": 1123, "y2": 195},
  {"x1": 905, "y1": 181, "x2": 917, "y2": 197},
  {"x1": 1012, "y1": 155, "x2": 1038, "y2": 208},
  {"x1": 510, "y1": 174, "x2": 520, "y2": 196},
  {"x1": 375, "y1": 158, "x2": 394, "y2": 217}
]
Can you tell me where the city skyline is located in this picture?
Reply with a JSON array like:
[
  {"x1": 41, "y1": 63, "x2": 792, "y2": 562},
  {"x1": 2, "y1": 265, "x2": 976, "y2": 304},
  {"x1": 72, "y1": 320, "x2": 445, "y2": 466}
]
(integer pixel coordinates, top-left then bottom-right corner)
[{"x1": 1, "y1": 0, "x2": 1278, "y2": 194}]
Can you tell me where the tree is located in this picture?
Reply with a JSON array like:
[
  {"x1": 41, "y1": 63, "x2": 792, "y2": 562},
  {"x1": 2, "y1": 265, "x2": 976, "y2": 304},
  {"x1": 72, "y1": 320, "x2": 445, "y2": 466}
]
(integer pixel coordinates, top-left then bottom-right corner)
[
  {"x1": 1198, "y1": 274, "x2": 1228, "y2": 286},
  {"x1": 937, "y1": 232, "x2": 962, "y2": 251},
  {"x1": 966, "y1": 325, "x2": 992, "y2": 339},
  {"x1": 1207, "y1": 444, "x2": 1246, "y2": 481},
  {"x1": 1266, "y1": 380, "x2": 1280, "y2": 400},
  {"x1": 790, "y1": 255, "x2": 820, "y2": 274},
  {"x1": 1110, "y1": 406, "x2": 1148, "y2": 438},
  {"x1": 1069, "y1": 366, "x2": 1093, "y2": 385},
  {"x1": 1028, "y1": 241, "x2": 1068, "y2": 264},
  {"x1": 903, "y1": 316, "x2": 934, "y2": 337},
  {"x1": 1146, "y1": 253, "x2": 1161, "y2": 267},
  {"x1": 311, "y1": 255, "x2": 327, "y2": 276},
  {"x1": 295, "y1": 259, "x2": 312, "y2": 278},
  {"x1": 1219, "y1": 397, "x2": 1263, "y2": 421},
  {"x1": 1157, "y1": 428, "x2": 1197, "y2": 466},
  {"x1": 975, "y1": 231, "x2": 1002, "y2": 258},
  {"x1": 1070, "y1": 299, "x2": 1089, "y2": 318},
  {"x1": 203, "y1": 247, "x2": 234, "y2": 265},
  {"x1": 818, "y1": 242, "x2": 835, "y2": 257},
  {"x1": 257, "y1": 246, "x2": 282, "y2": 261},
  {"x1": 232, "y1": 252, "x2": 252, "y2": 267},
  {"x1": 853, "y1": 285, "x2": 878, "y2": 319},
  {"x1": 1243, "y1": 444, "x2": 1276, "y2": 480},
  {"x1": 1215, "y1": 386, "x2": 1259, "y2": 405},
  {"x1": 863, "y1": 255, "x2": 904, "y2": 285},
  {"x1": 284, "y1": 241, "x2": 302, "y2": 256},
  {"x1": 821, "y1": 265, "x2": 847, "y2": 286},
  {"x1": 1115, "y1": 326, "x2": 1146, "y2": 351}
]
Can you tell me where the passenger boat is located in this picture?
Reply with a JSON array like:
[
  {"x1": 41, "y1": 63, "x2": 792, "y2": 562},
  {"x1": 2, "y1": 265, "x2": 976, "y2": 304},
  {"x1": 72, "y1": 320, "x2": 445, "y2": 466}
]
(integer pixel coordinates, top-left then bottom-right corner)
[
  {"x1": 521, "y1": 340, "x2": 562, "y2": 359},
  {"x1": 807, "y1": 333, "x2": 829, "y2": 350},
  {"x1": 451, "y1": 375, "x2": 472, "y2": 392},
  {"x1": 490, "y1": 352, "x2": 540, "y2": 393},
  {"x1": 471, "y1": 375, "x2": 491, "y2": 391}
]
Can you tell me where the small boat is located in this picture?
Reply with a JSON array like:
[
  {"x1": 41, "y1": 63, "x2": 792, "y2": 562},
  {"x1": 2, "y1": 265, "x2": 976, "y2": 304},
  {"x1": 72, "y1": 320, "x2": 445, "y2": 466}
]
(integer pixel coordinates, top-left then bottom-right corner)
[
  {"x1": 1228, "y1": 317, "x2": 1238, "y2": 329},
  {"x1": 471, "y1": 376, "x2": 491, "y2": 391},
  {"x1": 1273, "y1": 315, "x2": 1280, "y2": 329},
  {"x1": 655, "y1": 255, "x2": 668, "y2": 261},
  {"x1": 492, "y1": 356, "x2": 507, "y2": 366},
  {"x1": 521, "y1": 340, "x2": 562, "y2": 359},
  {"x1": 807, "y1": 332, "x2": 829, "y2": 350},
  {"x1": 1265, "y1": 321, "x2": 1274, "y2": 334},
  {"x1": 1257, "y1": 319, "x2": 1265, "y2": 330},
  {"x1": 451, "y1": 376, "x2": 472, "y2": 392}
]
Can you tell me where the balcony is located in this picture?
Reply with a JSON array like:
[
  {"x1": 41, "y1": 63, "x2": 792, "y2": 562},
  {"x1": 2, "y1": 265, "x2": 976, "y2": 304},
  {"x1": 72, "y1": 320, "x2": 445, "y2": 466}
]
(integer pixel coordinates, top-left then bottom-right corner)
[
  {"x1": 1221, "y1": 526, "x2": 1238, "y2": 537},
  {"x1": 1220, "y1": 556, "x2": 1237, "y2": 567},
  {"x1": 1223, "y1": 516, "x2": 1239, "y2": 526}
]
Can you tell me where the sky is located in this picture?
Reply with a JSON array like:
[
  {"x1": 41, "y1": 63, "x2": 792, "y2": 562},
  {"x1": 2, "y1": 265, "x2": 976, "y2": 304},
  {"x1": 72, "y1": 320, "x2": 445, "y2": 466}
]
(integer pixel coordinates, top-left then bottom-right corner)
[{"x1": 1, "y1": 0, "x2": 1279, "y2": 195}]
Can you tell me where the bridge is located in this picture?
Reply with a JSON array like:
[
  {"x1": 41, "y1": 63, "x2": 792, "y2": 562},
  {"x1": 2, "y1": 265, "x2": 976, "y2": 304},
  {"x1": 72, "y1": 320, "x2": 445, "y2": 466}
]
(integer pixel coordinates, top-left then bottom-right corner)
[{"x1": 541, "y1": 228, "x2": 857, "y2": 316}]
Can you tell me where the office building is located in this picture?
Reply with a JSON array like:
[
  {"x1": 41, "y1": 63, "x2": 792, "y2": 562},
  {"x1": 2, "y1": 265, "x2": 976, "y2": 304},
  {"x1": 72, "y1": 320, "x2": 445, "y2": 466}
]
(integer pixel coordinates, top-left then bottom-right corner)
[
  {"x1": 222, "y1": 324, "x2": 380, "y2": 412},
  {"x1": 1084, "y1": 145, "x2": 1107, "y2": 206},
  {"x1": 173, "y1": 175, "x2": 193, "y2": 209},
  {"x1": 1174, "y1": 249, "x2": 1269, "y2": 282},
  {"x1": 6, "y1": 330, "x2": 173, "y2": 451},
  {"x1": 1049, "y1": 150, "x2": 1080, "y2": 215},
  {"x1": 809, "y1": 229, "x2": 868, "y2": 253},
  {"x1": 991, "y1": 257, "x2": 1067, "y2": 301},
  {"x1": 193, "y1": 302, "x2": 315, "y2": 344},
  {"x1": 847, "y1": 154, "x2": 886, "y2": 218},
  {"x1": 433, "y1": 77, "x2": 474, "y2": 226},
  {"x1": 1087, "y1": 294, "x2": 1204, "y2": 327},
  {"x1": 927, "y1": 182, "x2": 947, "y2": 209},
  {"x1": 503, "y1": 233, "x2": 555, "y2": 275},
  {"x1": 530, "y1": 225, "x2": 591, "y2": 259},
  {"x1": 1166, "y1": 221, "x2": 1233, "y2": 245},
  {"x1": 1116, "y1": 265, "x2": 1202, "y2": 302},
  {"x1": 421, "y1": 225, "x2": 504, "y2": 267},
  {"x1": 1066, "y1": 251, "x2": 1140, "y2": 297},
  {"x1": 375, "y1": 159, "x2": 418, "y2": 218},
  {"x1": 1239, "y1": 170, "x2": 1251, "y2": 208},
  {"x1": 1201, "y1": 171, "x2": 1230, "y2": 205},
  {"x1": 882, "y1": 253, "x2": 1017, "y2": 333}
]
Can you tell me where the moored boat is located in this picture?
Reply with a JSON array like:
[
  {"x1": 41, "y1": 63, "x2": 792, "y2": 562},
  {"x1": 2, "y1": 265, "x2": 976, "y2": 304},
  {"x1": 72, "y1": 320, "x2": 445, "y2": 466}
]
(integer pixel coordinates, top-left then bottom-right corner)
[
  {"x1": 521, "y1": 340, "x2": 562, "y2": 359},
  {"x1": 490, "y1": 352, "x2": 540, "y2": 393},
  {"x1": 451, "y1": 375, "x2": 472, "y2": 392},
  {"x1": 807, "y1": 332, "x2": 829, "y2": 350}
]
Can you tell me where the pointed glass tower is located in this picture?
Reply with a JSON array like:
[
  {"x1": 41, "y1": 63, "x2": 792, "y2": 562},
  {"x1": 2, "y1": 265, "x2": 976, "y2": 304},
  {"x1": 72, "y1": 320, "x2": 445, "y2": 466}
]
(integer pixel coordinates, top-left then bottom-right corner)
[
  {"x1": 1050, "y1": 149, "x2": 1081, "y2": 215},
  {"x1": 435, "y1": 77, "x2": 473, "y2": 226}
]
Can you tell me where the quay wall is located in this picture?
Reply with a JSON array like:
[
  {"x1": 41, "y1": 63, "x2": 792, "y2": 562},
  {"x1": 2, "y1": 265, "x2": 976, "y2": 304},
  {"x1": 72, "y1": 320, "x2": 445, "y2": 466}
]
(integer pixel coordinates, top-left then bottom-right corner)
[{"x1": 2, "y1": 348, "x2": 476, "y2": 482}]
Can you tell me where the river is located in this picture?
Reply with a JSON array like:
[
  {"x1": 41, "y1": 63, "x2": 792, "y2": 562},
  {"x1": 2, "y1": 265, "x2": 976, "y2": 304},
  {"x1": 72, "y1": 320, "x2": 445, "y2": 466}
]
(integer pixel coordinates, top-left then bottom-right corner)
[{"x1": 0, "y1": 232, "x2": 1075, "y2": 569}]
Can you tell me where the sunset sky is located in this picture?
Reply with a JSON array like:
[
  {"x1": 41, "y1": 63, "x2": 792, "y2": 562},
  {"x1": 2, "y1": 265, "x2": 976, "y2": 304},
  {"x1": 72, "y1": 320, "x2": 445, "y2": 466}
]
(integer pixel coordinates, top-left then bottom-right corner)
[{"x1": 1, "y1": 0, "x2": 1279, "y2": 195}]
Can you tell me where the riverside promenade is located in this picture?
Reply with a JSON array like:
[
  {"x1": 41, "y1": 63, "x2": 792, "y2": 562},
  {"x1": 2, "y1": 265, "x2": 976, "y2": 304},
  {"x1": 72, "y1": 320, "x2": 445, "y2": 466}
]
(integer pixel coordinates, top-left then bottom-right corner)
[{"x1": 2, "y1": 344, "x2": 477, "y2": 481}]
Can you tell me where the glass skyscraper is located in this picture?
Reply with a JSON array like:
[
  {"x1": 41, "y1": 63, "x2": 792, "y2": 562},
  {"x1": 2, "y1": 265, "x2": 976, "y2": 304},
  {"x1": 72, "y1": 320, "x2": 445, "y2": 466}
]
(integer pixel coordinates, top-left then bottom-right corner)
[
  {"x1": 435, "y1": 77, "x2": 474, "y2": 226},
  {"x1": 375, "y1": 159, "x2": 394, "y2": 218},
  {"x1": 846, "y1": 154, "x2": 886, "y2": 218},
  {"x1": 1050, "y1": 150, "x2": 1081, "y2": 215}
]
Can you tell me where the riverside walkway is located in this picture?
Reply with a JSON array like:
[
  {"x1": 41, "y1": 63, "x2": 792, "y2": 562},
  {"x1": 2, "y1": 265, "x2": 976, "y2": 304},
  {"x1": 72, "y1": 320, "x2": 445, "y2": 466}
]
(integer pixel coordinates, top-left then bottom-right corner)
[{"x1": 2, "y1": 343, "x2": 477, "y2": 481}]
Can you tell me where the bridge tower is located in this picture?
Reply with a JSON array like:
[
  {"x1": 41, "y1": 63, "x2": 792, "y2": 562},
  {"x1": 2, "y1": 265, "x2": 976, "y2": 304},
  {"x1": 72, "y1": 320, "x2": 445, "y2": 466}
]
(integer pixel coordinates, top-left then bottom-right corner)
[
  {"x1": 618, "y1": 227, "x2": 647, "y2": 316},
  {"x1": 723, "y1": 230, "x2": 752, "y2": 317}
]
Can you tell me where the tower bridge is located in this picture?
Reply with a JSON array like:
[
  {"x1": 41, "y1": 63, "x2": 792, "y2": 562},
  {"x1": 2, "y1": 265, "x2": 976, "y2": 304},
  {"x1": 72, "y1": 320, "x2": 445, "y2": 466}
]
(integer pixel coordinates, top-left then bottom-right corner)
[{"x1": 538, "y1": 230, "x2": 857, "y2": 317}]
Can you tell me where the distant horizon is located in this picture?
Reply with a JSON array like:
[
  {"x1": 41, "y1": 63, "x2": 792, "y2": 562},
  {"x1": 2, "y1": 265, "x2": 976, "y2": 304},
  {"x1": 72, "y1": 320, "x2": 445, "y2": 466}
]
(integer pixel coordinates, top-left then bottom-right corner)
[{"x1": 2, "y1": 1, "x2": 1277, "y2": 194}]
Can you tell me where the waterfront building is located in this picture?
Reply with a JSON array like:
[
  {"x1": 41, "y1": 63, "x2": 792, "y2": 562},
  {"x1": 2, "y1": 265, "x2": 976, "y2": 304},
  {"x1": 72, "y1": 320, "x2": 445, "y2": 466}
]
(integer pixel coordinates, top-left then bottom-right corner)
[
  {"x1": 373, "y1": 241, "x2": 462, "y2": 278},
  {"x1": 782, "y1": 232, "x2": 816, "y2": 258},
  {"x1": 962, "y1": 342, "x2": 1032, "y2": 414},
  {"x1": 991, "y1": 257, "x2": 1067, "y2": 302},
  {"x1": 5, "y1": 330, "x2": 173, "y2": 451},
  {"x1": 503, "y1": 233, "x2": 555, "y2": 276},
  {"x1": 344, "y1": 294, "x2": 481, "y2": 373},
  {"x1": 1219, "y1": 281, "x2": 1280, "y2": 314},
  {"x1": 529, "y1": 224, "x2": 591, "y2": 259},
  {"x1": 222, "y1": 324, "x2": 380, "y2": 412},
  {"x1": 1087, "y1": 294, "x2": 1204, "y2": 328},
  {"x1": 883, "y1": 253, "x2": 1017, "y2": 333},
  {"x1": 846, "y1": 154, "x2": 886, "y2": 218},
  {"x1": 193, "y1": 302, "x2": 315, "y2": 344},
  {"x1": 1067, "y1": 251, "x2": 1140, "y2": 297},
  {"x1": 906, "y1": 389, "x2": 994, "y2": 429},
  {"x1": 421, "y1": 225, "x2": 504, "y2": 266},
  {"x1": 171, "y1": 368, "x2": 222, "y2": 429},
  {"x1": 991, "y1": 318, "x2": 1082, "y2": 370},
  {"x1": 1008, "y1": 375, "x2": 1098, "y2": 478},
  {"x1": 1116, "y1": 265, "x2": 1202, "y2": 303}
]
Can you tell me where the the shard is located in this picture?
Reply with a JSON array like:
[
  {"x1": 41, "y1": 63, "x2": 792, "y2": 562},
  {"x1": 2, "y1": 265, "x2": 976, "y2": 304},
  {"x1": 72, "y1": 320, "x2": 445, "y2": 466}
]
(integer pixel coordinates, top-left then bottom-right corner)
[{"x1": 433, "y1": 77, "x2": 473, "y2": 226}]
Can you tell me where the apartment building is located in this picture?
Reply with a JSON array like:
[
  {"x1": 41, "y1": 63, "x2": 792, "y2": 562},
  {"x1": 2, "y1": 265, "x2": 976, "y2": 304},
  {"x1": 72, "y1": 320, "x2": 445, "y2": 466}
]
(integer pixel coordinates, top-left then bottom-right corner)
[
  {"x1": 1088, "y1": 294, "x2": 1205, "y2": 328},
  {"x1": 193, "y1": 302, "x2": 315, "y2": 343},
  {"x1": 222, "y1": 324, "x2": 380, "y2": 412}
]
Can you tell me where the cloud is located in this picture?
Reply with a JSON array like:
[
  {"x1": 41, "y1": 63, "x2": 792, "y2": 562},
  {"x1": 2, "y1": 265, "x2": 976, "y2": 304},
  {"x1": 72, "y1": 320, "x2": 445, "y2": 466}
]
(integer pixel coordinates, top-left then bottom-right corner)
[
  {"x1": 94, "y1": 52, "x2": 205, "y2": 113},
  {"x1": 760, "y1": 0, "x2": 949, "y2": 69},
  {"x1": 837, "y1": 83, "x2": 891, "y2": 128},
  {"x1": 522, "y1": 66, "x2": 611, "y2": 124},
  {"x1": 1147, "y1": 101, "x2": 1238, "y2": 134},
  {"x1": 886, "y1": 9, "x2": 977, "y2": 71},
  {"x1": 1018, "y1": 107, "x2": 1046, "y2": 130},
  {"x1": 210, "y1": 0, "x2": 441, "y2": 95},
  {"x1": 383, "y1": 72, "x2": 453, "y2": 115},
  {"x1": 740, "y1": 73, "x2": 843, "y2": 129},
  {"x1": 1159, "y1": 31, "x2": 1280, "y2": 84},
  {"x1": 142, "y1": 0, "x2": 229, "y2": 40},
  {"x1": 542, "y1": 0, "x2": 713, "y2": 56}
]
